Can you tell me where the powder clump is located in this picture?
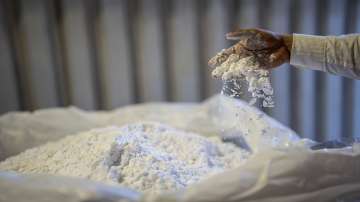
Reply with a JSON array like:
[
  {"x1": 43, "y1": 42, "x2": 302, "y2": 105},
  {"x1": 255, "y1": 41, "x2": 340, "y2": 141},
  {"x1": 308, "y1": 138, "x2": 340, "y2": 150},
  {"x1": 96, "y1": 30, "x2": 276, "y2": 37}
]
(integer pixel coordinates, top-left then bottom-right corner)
[{"x1": 0, "y1": 122, "x2": 250, "y2": 193}]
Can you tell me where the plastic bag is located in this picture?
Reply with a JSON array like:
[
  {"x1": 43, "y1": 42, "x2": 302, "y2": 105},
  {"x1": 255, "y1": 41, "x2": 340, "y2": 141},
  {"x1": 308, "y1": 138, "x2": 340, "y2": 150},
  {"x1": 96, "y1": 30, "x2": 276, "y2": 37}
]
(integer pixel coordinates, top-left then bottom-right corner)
[
  {"x1": 0, "y1": 171, "x2": 139, "y2": 202},
  {"x1": 1, "y1": 94, "x2": 360, "y2": 202},
  {"x1": 0, "y1": 95, "x2": 298, "y2": 159}
]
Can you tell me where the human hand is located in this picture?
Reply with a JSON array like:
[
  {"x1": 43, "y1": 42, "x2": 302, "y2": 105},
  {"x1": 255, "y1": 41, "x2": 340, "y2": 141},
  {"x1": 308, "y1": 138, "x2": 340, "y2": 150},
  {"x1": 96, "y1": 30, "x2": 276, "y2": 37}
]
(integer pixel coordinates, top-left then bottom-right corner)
[{"x1": 208, "y1": 28, "x2": 292, "y2": 69}]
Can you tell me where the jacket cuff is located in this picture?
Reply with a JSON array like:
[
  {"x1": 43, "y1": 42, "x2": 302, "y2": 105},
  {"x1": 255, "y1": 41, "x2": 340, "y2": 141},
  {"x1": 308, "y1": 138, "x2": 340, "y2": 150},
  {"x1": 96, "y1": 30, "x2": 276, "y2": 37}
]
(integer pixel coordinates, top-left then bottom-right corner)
[{"x1": 290, "y1": 34, "x2": 326, "y2": 72}]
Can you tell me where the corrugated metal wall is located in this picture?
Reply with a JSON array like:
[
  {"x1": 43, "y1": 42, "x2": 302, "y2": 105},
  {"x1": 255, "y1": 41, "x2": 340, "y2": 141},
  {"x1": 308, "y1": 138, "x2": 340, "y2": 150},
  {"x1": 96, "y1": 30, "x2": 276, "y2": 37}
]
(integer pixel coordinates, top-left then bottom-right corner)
[{"x1": 0, "y1": 0, "x2": 359, "y2": 141}]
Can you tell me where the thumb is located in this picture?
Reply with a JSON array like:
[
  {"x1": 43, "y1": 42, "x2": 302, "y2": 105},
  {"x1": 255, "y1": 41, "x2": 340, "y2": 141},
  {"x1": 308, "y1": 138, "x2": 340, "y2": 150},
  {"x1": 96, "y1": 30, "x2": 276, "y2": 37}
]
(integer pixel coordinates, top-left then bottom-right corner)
[{"x1": 268, "y1": 47, "x2": 290, "y2": 68}]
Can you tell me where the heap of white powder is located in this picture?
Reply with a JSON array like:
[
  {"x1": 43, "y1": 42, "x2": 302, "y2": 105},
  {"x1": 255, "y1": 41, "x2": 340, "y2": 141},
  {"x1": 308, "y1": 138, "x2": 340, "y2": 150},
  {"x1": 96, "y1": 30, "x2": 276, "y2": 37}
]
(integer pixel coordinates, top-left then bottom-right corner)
[
  {"x1": 212, "y1": 53, "x2": 274, "y2": 107},
  {"x1": 0, "y1": 122, "x2": 250, "y2": 193}
]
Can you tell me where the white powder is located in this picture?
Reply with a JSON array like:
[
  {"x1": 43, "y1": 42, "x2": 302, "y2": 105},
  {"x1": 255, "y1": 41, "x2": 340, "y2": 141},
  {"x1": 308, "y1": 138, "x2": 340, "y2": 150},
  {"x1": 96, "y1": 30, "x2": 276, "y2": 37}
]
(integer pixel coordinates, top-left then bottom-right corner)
[
  {"x1": 212, "y1": 53, "x2": 274, "y2": 107},
  {"x1": 0, "y1": 122, "x2": 249, "y2": 193}
]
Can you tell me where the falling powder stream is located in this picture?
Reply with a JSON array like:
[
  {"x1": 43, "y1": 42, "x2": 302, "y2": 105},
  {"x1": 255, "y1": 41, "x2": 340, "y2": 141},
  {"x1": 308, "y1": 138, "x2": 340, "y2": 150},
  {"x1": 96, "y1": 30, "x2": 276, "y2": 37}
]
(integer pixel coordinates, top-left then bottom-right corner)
[{"x1": 211, "y1": 52, "x2": 274, "y2": 107}]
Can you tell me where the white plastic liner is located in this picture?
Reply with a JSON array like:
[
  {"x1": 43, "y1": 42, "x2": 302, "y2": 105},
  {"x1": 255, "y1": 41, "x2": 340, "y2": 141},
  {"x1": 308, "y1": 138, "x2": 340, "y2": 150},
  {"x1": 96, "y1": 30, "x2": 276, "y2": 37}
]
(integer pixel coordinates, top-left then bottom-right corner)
[{"x1": 1, "y1": 94, "x2": 359, "y2": 202}]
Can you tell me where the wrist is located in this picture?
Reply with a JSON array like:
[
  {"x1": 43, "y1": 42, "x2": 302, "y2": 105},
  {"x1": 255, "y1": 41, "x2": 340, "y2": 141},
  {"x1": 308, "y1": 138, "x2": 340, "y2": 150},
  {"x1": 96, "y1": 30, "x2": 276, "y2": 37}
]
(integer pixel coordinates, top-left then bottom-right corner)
[{"x1": 282, "y1": 34, "x2": 293, "y2": 54}]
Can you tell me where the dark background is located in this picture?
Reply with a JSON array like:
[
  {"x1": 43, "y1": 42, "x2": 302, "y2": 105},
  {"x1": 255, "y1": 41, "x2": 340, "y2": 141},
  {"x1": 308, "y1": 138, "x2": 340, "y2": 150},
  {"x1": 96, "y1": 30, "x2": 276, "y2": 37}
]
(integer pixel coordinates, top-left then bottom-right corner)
[{"x1": 0, "y1": 0, "x2": 359, "y2": 141}]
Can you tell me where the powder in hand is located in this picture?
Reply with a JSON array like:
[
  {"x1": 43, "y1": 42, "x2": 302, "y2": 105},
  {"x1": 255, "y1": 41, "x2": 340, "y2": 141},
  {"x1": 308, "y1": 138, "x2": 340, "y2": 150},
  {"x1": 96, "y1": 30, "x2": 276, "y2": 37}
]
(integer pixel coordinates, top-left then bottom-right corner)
[{"x1": 212, "y1": 53, "x2": 274, "y2": 107}]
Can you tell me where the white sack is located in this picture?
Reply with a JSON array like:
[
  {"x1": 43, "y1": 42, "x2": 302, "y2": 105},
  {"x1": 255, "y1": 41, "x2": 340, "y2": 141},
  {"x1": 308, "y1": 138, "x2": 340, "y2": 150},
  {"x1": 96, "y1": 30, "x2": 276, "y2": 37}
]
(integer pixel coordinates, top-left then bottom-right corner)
[{"x1": 1, "y1": 94, "x2": 359, "y2": 201}]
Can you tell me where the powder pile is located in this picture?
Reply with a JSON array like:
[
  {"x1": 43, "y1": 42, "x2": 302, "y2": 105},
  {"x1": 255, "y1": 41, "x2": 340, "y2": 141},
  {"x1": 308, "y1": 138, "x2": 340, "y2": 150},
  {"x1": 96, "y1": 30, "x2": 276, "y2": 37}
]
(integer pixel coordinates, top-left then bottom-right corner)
[
  {"x1": 0, "y1": 122, "x2": 250, "y2": 193},
  {"x1": 212, "y1": 53, "x2": 274, "y2": 107}
]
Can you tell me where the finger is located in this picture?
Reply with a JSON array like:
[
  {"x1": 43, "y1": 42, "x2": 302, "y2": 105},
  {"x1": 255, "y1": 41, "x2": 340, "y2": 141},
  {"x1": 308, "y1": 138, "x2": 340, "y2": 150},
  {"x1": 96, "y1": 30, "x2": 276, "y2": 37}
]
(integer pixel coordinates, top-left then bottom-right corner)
[
  {"x1": 226, "y1": 28, "x2": 276, "y2": 41},
  {"x1": 208, "y1": 43, "x2": 252, "y2": 67},
  {"x1": 226, "y1": 28, "x2": 259, "y2": 40},
  {"x1": 230, "y1": 42, "x2": 254, "y2": 56},
  {"x1": 208, "y1": 47, "x2": 234, "y2": 68},
  {"x1": 208, "y1": 49, "x2": 230, "y2": 68},
  {"x1": 226, "y1": 28, "x2": 281, "y2": 50}
]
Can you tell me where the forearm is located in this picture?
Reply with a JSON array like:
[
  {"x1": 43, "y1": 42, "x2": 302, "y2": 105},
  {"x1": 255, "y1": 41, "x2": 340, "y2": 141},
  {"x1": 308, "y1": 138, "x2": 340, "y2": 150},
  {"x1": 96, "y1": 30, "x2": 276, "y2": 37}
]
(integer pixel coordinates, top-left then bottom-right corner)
[{"x1": 287, "y1": 34, "x2": 360, "y2": 79}]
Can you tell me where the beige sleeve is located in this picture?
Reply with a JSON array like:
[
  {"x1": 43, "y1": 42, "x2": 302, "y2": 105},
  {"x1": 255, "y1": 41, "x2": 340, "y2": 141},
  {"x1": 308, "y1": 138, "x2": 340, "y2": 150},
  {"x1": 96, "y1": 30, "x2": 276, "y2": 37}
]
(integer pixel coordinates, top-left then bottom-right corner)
[{"x1": 290, "y1": 34, "x2": 360, "y2": 79}]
